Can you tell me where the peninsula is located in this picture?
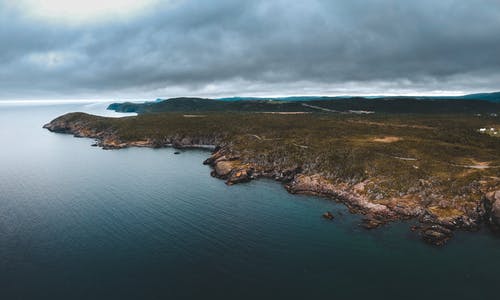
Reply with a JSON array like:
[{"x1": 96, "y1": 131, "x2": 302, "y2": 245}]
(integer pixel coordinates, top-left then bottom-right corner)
[{"x1": 44, "y1": 97, "x2": 500, "y2": 245}]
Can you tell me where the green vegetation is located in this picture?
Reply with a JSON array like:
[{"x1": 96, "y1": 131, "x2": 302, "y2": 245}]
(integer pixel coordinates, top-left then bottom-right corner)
[
  {"x1": 107, "y1": 97, "x2": 500, "y2": 114},
  {"x1": 44, "y1": 97, "x2": 500, "y2": 245},
  {"x1": 60, "y1": 111, "x2": 500, "y2": 203}
]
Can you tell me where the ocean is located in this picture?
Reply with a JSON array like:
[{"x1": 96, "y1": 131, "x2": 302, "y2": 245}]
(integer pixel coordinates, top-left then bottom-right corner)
[{"x1": 0, "y1": 102, "x2": 499, "y2": 299}]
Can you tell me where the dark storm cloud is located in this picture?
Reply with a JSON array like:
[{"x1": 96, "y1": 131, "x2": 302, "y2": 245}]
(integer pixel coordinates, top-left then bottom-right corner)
[{"x1": 1, "y1": 0, "x2": 500, "y2": 99}]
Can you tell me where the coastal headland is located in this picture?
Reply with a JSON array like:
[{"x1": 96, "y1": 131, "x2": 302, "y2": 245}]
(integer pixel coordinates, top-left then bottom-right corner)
[{"x1": 43, "y1": 97, "x2": 500, "y2": 245}]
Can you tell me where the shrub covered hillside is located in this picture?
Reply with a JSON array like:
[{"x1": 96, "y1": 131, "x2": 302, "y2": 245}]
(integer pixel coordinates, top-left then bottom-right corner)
[
  {"x1": 44, "y1": 109, "x2": 500, "y2": 244},
  {"x1": 48, "y1": 111, "x2": 500, "y2": 200}
]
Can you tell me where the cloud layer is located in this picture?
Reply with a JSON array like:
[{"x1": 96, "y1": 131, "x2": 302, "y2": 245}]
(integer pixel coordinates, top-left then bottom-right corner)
[{"x1": 1, "y1": 0, "x2": 500, "y2": 99}]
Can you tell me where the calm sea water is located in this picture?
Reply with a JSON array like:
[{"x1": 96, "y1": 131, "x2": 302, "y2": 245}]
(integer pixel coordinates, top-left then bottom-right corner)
[{"x1": 0, "y1": 102, "x2": 499, "y2": 299}]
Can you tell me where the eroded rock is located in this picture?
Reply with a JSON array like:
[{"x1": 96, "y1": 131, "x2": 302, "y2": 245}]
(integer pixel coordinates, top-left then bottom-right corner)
[
  {"x1": 361, "y1": 214, "x2": 386, "y2": 229},
  {"x1": 286, "y1": 174, "x2": 392, "y2": 216},
  {"x1": 213, "y1": 161, "x2": 234, "y2": 178},
  {"x1": 420, "y1": 225, "x2": 453, "y2": 246},
  {"x1": 226, "y1": 168, "x2": 253, "y2": 185}
]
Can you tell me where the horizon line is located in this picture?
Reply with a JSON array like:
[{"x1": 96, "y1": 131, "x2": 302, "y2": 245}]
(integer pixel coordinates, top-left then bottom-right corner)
[{"x1": 1, "y1": 90, "x2": 499, "y2": 103}]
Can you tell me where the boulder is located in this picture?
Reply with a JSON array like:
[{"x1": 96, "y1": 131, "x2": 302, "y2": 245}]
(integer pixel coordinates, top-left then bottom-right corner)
[
  {"x1": 361, "y1": 217, "x2": 384, "y2": 229},
  {"x1": 322, "y1": 211, "x2": 334, "y2": 220},
  {"x1": 226, "y1": 169, "x2": 252, "y2": 185},
  {"x1": 213, "y1": 161, "x2": 234, "y2": 178}
]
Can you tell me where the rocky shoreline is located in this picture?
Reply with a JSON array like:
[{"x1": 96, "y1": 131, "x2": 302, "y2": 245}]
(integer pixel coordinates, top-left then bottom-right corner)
[
  {"x1": 202, "y1": 147, "x2": 500, "y2": 245},
  {"x1": 43, "y1": 115, "x2": 500, "y2": 246}
]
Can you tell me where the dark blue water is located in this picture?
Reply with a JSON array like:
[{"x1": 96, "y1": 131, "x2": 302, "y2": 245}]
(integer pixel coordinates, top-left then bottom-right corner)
[{"x1": 1, "y1": 102, "x2": 499, "y2": 299}]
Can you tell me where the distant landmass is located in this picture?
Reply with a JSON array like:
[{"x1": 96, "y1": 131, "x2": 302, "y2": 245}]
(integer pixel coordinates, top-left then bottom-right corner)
[
  {"x1": 219, "y1": 91, "x2": 500, "y2": 102},
  {"x1": 460, "y1": 91, "x2": 500, "y2": 102},
  {"x1": 107, "y1": 94, "x2": 500, "y2": 115}
]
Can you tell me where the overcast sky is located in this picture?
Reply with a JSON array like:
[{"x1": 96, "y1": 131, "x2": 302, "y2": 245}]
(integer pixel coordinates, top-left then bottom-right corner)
[{"x1": 1, "y1": 0, "x2": 500, "y2": 100}]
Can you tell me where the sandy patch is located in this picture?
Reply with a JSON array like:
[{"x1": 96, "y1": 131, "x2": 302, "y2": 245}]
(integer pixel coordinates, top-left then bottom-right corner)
[
  {"x1": 183, "y1": 115, "x2": 207, "y2": 118},
  {"x1": 452, "y1": 160, "x2": 500, "y2": 169},
  {"x1": 261, "y1": 112, "x2": 311, "y2": 115},
  {"x1": 372, "y1": 136, "x2": 402, "y2": 143}
]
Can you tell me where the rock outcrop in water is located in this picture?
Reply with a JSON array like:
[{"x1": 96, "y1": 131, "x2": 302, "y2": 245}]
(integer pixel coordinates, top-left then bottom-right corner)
[
  {"x1": 322, "y1": 211, "x2": 334, "y2": 220},
  {"x1": 420, "y1": 224, "x2": 454, "y2": 246}
]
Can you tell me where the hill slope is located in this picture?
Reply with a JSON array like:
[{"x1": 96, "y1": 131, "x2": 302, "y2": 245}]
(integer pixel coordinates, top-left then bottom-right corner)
[{"x1": 108, "y1": 97, "x2": 500, "y2": 115}]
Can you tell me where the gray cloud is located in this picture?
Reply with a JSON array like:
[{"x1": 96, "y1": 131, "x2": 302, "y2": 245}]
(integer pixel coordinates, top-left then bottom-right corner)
[{"x1": 1, "y1": 0, "x2": 500, "y2": 99}]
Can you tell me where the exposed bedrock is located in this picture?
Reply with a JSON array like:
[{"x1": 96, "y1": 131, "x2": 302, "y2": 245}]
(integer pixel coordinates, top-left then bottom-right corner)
[
  {"x1": 484, "y1": 190, "x2": 500, "y2": 230},
  {"x1": 202, "y1": 148, "x2": 498, "y2": 246}
]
